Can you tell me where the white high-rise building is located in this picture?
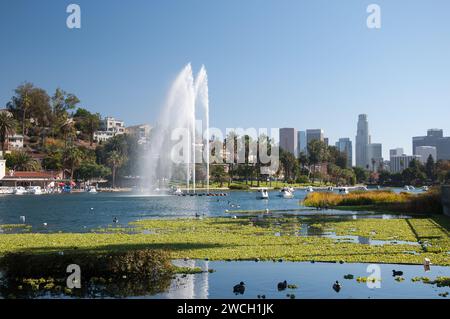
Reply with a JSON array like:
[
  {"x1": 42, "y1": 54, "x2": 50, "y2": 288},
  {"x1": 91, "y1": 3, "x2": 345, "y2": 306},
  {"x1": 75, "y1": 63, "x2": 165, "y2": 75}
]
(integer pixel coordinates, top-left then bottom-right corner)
[
  {"x1": 356, "y1": 114, "x2": 370, "y2": 168},
  {"x1": 390, "y1": 155, "x2": 421, "y2": 173},
  {"x1": 415, "y1": 146, "x2": 437, "y2": 164}
]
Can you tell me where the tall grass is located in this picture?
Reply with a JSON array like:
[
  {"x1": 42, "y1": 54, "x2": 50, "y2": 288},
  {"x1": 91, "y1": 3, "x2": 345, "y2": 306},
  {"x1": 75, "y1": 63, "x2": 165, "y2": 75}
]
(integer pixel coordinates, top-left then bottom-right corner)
[{"x1": 303, "y1": 189, "x2": 443, "y2": 214}]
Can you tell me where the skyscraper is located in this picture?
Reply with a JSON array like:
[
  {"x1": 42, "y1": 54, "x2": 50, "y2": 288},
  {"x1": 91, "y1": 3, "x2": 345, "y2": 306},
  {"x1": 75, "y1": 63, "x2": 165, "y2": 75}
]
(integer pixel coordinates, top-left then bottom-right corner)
[
  {"x1": 390, "y1": 148, "x2": 404, "y2": 158},
  {"x1": 413, "y1": 129, "x2": 450, "y2": 160},
  {"x1": 335, "y1": 138, "x2": 353, "y2": 168},
  {"x1": 279, "y1": 128, "x2": 297, "y2": 157},
  {"x1": 297, "y1": 131, "x2": 307, "y2": 156},
  {"x1": 367, "y1": 143, "x2": 383, "y2": 172},
  {"x1": 415, "y1": 146, "x2": 437, "y2": 164},
  {"x1": 306, "y1": 129, "x2": 324, "y2": 144},
  {"x1": 356, "y1": 114, "x2": 370, "y2": 168}
]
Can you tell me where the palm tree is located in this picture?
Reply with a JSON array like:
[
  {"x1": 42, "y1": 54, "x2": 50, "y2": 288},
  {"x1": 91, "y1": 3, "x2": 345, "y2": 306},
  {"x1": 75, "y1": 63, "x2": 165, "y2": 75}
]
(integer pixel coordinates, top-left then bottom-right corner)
[
  {"x1": 107, "y1": 150, "x2": 126, "y2": 188},
  {"x1": 6, "y1": 150, "x2": 40, "y2": 171},
  {"x1": 0, "y1": 112, "x2": 17, "y2": 153},
  {"x1": 63, "y1": 146, "x2": 84, "y2": 180}
]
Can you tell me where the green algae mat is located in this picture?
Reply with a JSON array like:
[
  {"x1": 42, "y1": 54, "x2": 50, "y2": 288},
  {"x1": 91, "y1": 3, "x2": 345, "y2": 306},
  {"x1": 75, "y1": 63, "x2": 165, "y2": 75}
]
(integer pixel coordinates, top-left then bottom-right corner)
[{"x1": 0, "y1": 215, "x2": 449, "y2": 265}]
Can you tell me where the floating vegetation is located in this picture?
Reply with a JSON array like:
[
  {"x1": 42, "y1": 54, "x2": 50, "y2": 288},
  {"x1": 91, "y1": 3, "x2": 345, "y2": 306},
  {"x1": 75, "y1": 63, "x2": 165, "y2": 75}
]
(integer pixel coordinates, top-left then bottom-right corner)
[
  {"x1": 0, "y1": 216, "x2": 448, "y2": 266},
  {"x1": 356, "y1": 277, "x2": 381, "y2": 283},
  {"x1": 287, "y1": 284, "x2": 298, "y2": 289},
  {"x1": 395, "y1": 277, "x2": 405, "y2": 282},
  {"x1": 344, "y1": 274, "x2": 354, "y2": 280},
  {"x1": 173, "y1": 267, "x2": 204, "y2": 274}
]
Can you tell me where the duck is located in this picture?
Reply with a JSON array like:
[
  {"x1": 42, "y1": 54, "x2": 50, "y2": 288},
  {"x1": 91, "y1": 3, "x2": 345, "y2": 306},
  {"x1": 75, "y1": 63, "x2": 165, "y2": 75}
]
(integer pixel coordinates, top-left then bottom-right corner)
[
  {"x1": 392, "y1": 270, "x2": 404, "y2": 277},
  {"x1": 233, "y1": 282, "x2": 245, "y2": 295},
  {"x1": 277, "y1": 280, "x2": 288, "y2": 291},
  {"x1": 113, "y1": 217, "x2": 119, "y2": 224},
  {"x1": 333, "y1": 281, "x2": 342, "y2": 292}
]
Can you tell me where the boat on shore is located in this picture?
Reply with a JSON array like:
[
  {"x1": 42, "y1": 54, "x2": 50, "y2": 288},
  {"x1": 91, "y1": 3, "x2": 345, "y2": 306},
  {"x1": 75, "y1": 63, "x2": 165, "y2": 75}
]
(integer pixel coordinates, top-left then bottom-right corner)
[
  {"x1": 26, "y1": 186, "x2": 43, "y2": 195},
  {"x1": 13, "y1": 186, "x2": 26, "y2": 195}
]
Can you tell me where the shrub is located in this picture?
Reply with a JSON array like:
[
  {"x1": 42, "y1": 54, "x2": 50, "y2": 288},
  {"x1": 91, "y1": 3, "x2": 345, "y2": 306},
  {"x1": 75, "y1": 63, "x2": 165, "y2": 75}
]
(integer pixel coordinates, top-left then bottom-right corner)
[{"x1": 229, "y1": 184, "x2": 250, "y2": 190}]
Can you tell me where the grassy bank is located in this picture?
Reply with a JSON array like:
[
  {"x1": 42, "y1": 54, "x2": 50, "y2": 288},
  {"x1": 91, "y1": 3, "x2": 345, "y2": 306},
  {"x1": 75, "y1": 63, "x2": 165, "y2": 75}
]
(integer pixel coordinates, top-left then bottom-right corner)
[
  {"x1": 0, "y1": 215, "x2": 449, "y2": 265},
  {"x1": 302, "y1": 190, "x2": 443, "y2": 214}
]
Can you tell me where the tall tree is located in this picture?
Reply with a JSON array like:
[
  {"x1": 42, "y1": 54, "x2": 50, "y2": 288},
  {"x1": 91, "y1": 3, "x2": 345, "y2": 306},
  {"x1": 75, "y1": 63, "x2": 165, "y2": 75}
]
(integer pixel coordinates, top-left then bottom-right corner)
[
  {"x1": 425, "y1": 155, "x2": 436, "y2": 182},
  {"x1": 63, "y1": 146, "x2": 84, "y2": 180},
  {"x1": 307, "y1": 140, "x2": 329, "y2": 183},
  {"x1": 6, "y1": 82, "x2": 51, "y2": 136},
  {"x1": 0, "y1": 112, "x2": 17, "y2": 153},
  {"x1": 107, "y1": 150, "x2": 126, "y2": 188}
]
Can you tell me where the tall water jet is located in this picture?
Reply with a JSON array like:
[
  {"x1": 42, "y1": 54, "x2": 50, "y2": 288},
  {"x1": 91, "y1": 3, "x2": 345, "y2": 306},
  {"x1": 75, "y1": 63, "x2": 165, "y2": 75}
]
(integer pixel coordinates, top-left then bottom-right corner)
[
  {"x1": 142, "y1": 64, "x2": 210, "y2": 194},
  {"x1": 194, "y1": 66, "x2": 209, "y2": 193}
]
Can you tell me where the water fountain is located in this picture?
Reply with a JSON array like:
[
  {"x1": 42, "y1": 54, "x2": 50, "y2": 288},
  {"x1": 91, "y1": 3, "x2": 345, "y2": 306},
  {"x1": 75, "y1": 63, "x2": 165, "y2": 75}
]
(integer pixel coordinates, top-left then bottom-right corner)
[{"x1": 142, "y1": 64, "x2": 210, "y2": 194}]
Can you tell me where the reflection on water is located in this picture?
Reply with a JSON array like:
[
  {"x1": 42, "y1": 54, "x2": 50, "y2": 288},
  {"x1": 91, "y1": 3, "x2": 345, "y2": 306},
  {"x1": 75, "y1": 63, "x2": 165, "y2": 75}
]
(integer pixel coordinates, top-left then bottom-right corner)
[
  {"x1": 152, "y1": 261, "x2": 450, "y2": 299},
  {"x1": 0, "y1": 191, "x2": 415, "y2": 233}
]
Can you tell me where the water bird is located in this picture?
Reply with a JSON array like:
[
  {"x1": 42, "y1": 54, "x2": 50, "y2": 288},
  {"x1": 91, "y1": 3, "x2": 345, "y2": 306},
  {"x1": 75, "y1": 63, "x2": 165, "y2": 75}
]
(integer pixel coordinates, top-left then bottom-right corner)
[
  {"x1": 233, "y1": 282, "x2": 245, "y2": 295},
  {"x1": 232, "y1": 216, "x2": 237, "y2": 219},
  {"x1": 19, "y1": 216, "x2": 26, "y2": 223},
  {"x1": 333, "y1": 281, "x2": 342, "y2": 292},
  {"x1": 43, "y1": 222, "x2": 48, "y2": 226},
  {"x1": 392, "y1": 270, "x2": 404, "y2": 277},
  {"x1": 277, "y1": 281, "x2": 288, "y2": 291},
  {"x1": 113, "y1": 217, "x2": 119, "y2": 224}
]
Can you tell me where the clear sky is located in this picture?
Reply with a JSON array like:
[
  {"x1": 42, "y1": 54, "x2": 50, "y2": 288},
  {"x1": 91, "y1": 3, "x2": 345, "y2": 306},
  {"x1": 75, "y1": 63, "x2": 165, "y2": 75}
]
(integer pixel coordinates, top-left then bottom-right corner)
[{"x1": 1, "y1": 0, "x2": 450, "y2": 160}]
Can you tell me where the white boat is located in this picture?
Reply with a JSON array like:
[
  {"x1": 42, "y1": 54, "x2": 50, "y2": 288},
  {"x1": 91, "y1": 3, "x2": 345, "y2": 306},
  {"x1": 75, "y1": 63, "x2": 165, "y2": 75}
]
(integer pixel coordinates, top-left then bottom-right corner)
[
  {"x1": 279, "y1": 187, "x2": 294, "y2": 199},
  {"x1": 257, "y1": 188, "x2": 269, "y2": 199},
  {"x1": 86, "y1": 186, "x2": 98, "y2": 193},
  {"x1": 26, "y1": 186, "x2": 42, "y2": 195},
  {"x1": 13, "y1": 186, "x2": 26, "y2": 195},
  {"x1": 305, "y1": 186, "x2": 314, "y2": 193},
  {"x1": 339, "y1": 187, "x2": 349, "y2": 195}
]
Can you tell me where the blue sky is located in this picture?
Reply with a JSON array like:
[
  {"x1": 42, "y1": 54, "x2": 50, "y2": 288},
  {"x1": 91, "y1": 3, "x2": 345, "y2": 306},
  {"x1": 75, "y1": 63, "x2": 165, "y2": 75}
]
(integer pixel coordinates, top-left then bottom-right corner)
[{"x1": 1, "y1": 0, "x2": 450, "y2": 160}]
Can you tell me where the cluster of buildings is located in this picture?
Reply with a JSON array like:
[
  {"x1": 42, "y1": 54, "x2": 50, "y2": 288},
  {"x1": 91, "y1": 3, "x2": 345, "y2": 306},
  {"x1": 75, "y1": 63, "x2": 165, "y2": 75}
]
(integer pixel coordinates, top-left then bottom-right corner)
[
  {"x1": 279, "y1": 114, "x2": 450, "y2": 174},
  {"x1": 93, "y1": 116, "x2": 152, "y2": 145}
]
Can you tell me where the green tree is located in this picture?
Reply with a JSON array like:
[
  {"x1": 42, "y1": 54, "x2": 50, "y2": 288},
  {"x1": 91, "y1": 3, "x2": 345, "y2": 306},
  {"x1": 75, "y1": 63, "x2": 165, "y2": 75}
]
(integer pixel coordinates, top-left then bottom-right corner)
[
  {"x1": 107, "y1": 150, "x2": 127, "y2": 188},
  {"x1": 75, "y1": 162, "x2": 111, "y2": 182},
  {"x1": 42, "y1": 148, "x2": 64, "y2": 170},
  {"x1": 279, "y1": 148, "x2": 298, "y2": 182},
  {"x1": 353, "y1": 166, "x2": 369, "y2": 184},
  {"x1": 0, "y1": 112, "x2": 17, "y2": 153},
  {"x1": 425, "y1": 155, "x2": 436, "y2": 182},
  {"x1": 307, "y1": 140, "x2": 329, "y2": 183},
  {"x1": 210, "y1": 165, "x2": 227, "y2": 187},
  {"x1": 5, "y1": 150, "x2": 41, "y2": 171},
  {"x1": 6, "y1": 82, "x2": 51, "y2": 136},
  {"x1": 74, "y1": 108, "x2": 101, "y2": 145},
  {"x1": 63, "y1": 146, "x2": 84, "y2": 180}
]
